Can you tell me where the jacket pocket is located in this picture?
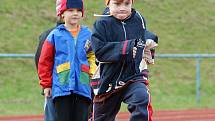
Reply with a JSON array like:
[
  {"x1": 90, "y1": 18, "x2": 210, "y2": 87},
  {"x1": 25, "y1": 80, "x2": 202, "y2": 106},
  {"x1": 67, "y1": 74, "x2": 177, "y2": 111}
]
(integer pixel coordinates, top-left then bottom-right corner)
[
  {"x1": 57, "y1": 62, "x2": 70, "y2": 85},
  {"x1": 80, "y1": 64, "x2": 90, "y2": 85}
]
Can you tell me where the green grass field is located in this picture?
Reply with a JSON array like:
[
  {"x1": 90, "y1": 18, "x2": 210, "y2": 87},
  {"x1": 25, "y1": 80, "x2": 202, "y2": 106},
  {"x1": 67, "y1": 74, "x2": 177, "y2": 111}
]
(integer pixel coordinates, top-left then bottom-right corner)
[{"x1": 0, "y1": 0, "x2": 215, "y2": 116}]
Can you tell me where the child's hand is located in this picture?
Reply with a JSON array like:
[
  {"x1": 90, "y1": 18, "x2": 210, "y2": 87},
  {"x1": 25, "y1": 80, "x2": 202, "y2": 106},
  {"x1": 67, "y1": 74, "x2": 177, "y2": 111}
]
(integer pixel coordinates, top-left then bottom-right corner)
[
  {"x1": 44, "y1": 88, "x2": 52, "y2": 97},
  {"x1": 133, "y1": 47, "x2": 137, "y2": 58}
]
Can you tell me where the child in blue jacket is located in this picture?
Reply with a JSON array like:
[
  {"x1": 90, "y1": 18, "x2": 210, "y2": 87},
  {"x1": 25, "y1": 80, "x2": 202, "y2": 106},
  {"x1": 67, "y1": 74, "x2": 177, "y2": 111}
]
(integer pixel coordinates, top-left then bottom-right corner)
[
  {"x1": 38, "y1": 0, "x2": 96, "y2": 121},
  {"x1": 91, "y1": 0, "x2": 158, "y2": 121}
]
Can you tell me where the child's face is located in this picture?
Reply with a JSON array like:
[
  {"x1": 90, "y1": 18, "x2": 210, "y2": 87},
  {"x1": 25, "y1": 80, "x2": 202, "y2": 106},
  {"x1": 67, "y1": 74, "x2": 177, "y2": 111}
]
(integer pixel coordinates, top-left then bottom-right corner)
[
  {"x1": 108, "y1": 0, "x2": 132, "y2": 20},
  {"x1": 62, "y1": 8, "x2": 82, "y2": 26}
]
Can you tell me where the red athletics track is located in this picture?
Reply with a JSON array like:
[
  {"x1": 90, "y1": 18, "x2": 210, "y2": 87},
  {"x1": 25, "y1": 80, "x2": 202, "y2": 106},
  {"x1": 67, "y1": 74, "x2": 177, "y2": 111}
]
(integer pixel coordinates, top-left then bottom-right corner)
[{"x1": 0, "y1": 109, "x2": 215, "y2": 121}]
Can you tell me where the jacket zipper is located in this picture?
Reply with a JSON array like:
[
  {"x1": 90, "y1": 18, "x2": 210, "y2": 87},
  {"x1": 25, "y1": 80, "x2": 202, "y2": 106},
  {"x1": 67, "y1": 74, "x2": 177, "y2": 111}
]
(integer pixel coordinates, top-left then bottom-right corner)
[
  {"x1": 114, "y1": 21, "x2": 127, "y2": 88},
  {"x1": 121, "y1": 21, "x2": 127, "y2": 40}
]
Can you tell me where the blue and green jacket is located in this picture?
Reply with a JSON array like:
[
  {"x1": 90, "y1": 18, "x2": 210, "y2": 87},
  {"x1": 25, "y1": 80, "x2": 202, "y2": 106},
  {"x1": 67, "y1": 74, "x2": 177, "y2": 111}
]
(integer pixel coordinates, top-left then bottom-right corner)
[{"x1": 38, "y1": 24, "x2": 96, "y2": 100}]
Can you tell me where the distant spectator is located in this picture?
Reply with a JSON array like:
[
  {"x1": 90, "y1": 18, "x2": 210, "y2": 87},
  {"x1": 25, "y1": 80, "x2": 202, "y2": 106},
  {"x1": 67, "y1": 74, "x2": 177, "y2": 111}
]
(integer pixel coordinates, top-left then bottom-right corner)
[{"x1": 35, "y1": 0, "x2": 64, "y2": 121}]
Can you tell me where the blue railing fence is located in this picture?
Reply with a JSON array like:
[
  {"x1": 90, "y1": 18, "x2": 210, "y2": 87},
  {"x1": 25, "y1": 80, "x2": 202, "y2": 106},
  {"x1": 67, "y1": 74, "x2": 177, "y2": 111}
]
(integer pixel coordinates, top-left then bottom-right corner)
[
  {"x1": 157, "y1": 54, "x2": 215, "y2": 103},
  {"x1": 1, "y1": 53, "x2": 215, "y2": 103}
]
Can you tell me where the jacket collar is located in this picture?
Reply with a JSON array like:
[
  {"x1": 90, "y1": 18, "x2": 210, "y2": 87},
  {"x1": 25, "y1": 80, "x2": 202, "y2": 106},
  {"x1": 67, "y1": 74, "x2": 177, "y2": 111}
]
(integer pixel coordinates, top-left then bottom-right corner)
[{"x1": 57, "y1": 24, "x2": 83, "y2": 31}]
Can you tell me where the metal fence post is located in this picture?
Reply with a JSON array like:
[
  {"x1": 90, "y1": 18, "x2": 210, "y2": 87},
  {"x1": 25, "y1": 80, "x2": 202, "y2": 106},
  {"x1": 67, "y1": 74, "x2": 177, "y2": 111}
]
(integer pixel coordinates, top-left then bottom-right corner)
[{"x1": 196, "y1": 58, "x2": 201, "y2": 103}]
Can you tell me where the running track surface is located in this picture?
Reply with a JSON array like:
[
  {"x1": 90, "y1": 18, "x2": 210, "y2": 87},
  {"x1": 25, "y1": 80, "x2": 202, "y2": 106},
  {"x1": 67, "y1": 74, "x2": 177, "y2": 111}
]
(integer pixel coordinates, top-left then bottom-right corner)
[{"x1": 0, "y1": 109, "x2": 215, "y2": 121}]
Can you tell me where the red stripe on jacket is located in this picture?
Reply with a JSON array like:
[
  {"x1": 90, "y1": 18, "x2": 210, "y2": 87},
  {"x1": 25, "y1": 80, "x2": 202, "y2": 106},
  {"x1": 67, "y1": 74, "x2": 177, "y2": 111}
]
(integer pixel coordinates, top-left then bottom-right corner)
[
  {"x1": 81, "y1": 64, "x2": 90, "y2": 73},
  {"x1": 122, "y1": 40, "x2": 128, "y2": 55},
  {"x1": 38, "y1": 40, "x2": 55, "y2": 89}
]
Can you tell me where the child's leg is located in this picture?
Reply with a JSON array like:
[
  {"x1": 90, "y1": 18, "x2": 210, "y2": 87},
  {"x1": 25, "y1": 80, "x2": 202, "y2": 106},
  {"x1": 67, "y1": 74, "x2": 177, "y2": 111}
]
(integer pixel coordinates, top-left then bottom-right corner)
[
  {"x1": 94, "y1": 92, "x2": 123, "y2": 121},
  {"x1": 74, "y1": 94, "x2": 91, "y2": 121},
  {"x1": 54, "y1": 94, "x2": 75, "y2": 121},
  {"x1": 123, "y1": 82, "x2": 153, "y2": 121},
  {"x1": 44, "y1": 97, "x2": 57, "y2": 121},
  {"x1": 88, "y1": 89, "x2": 95, "y2": 120}
]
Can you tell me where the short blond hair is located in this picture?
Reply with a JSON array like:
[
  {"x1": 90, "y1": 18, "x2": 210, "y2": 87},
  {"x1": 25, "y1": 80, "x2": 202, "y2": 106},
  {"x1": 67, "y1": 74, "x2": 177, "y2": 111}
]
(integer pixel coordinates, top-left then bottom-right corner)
[{"x1": 105, "y1": 0, "x2": 133, "y2": 5}]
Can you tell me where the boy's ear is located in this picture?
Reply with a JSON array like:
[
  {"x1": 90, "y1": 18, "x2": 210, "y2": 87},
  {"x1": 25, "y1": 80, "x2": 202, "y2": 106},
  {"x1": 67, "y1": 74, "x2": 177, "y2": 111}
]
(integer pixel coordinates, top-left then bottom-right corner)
[{"x1": 61, "y1": 14, "x2": 64, "y2": 19}]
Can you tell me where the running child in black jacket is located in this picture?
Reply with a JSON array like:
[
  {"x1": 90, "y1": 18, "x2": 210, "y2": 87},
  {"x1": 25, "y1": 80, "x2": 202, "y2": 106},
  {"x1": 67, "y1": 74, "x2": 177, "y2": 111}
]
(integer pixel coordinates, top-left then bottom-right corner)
[{"x1": 91, "y1": 0, "x2": 158, "y2": 121}]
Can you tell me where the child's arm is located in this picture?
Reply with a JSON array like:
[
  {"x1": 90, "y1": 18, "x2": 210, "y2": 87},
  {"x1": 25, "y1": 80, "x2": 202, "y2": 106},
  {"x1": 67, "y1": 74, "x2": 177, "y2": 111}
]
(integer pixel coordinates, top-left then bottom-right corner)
[
  {"x1": 38, "y1": 34, "x2": 55, "y2": 90},
  {"x1": 91, "y1": 21, "x2": 134, "y2": 63},
  {"x1": 85, "y1": 40, "x2": 97, "y2": 78}
]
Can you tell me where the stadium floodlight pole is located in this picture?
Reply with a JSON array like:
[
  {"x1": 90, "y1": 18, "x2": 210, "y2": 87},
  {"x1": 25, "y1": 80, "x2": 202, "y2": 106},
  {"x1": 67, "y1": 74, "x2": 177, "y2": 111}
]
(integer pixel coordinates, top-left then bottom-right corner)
[{"x1": 93, "y1": 14, "x2": 111, "y2": 17}]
